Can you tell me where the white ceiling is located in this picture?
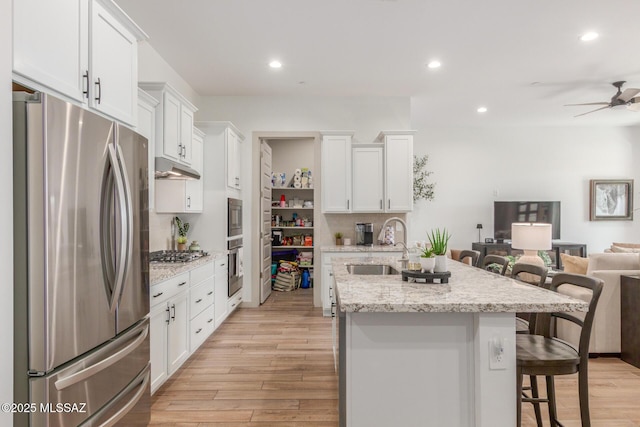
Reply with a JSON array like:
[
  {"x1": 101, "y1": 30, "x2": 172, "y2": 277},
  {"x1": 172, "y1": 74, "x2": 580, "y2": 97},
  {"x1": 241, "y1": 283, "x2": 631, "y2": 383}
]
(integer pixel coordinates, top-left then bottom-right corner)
[{"x1": 115, "y1": 0, "x2": 640, "y2": 127}]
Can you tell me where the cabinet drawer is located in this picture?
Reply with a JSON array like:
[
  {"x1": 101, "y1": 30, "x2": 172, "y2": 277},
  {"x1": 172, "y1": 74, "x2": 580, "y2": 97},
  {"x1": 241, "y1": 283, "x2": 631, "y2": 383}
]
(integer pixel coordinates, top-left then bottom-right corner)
[
  {"x1": 228, "y1": 291, "x2": 242, "y2": 313},
  {"x1": 190, "y1": 307, "x2": 214, "y2": 353},
  {"x1": 150, "y1": 272, "x2": 190, "y2": 307},
  {"x1": 191, "y1": 261, "x2": 215, "y2": 285},
  {"x1": 190, "y1": 278, "x2": 214, "y2": 319}
]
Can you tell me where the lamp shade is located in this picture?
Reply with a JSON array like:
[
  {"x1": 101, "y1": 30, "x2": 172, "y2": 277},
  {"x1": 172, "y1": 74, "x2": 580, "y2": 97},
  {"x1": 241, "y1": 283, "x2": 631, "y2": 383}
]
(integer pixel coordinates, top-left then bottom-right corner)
[{"x1": 511, "y1": 223, "x2": 552, "y2": 250}]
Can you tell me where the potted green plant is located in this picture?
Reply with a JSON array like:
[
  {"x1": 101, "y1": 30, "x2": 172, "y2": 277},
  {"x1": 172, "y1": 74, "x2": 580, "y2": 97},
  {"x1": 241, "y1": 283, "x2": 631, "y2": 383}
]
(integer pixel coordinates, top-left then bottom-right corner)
[
  {"x1": 419, "y1": 246, "x2": 436, "y2": 273},
  {"x1": 427, "y1": 228, "x2": 451, "y2": 272},
  {"x1": 335, "y1": 232, "x2": 344, "y2": 246},
  {"x1": 174, "y1": 216, "x2": 190, "y2": 251}
]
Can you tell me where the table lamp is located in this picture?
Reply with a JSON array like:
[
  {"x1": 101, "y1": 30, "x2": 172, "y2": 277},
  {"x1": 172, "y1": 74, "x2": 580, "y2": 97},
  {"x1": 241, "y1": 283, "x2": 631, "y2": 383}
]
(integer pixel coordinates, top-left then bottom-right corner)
[
  {"x1": 476, "y1": 224, "x2": 483, "y2": 242},
  {"x1": 511, "y1": 223, "x2": 552, "y2": 267}
]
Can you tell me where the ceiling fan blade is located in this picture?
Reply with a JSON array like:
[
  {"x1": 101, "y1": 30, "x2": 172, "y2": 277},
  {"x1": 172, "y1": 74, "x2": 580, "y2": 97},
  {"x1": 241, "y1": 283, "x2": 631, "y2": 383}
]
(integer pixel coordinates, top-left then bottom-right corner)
[
  {"x1": 564, "y1": 102, "x2": 609, "y2": 106},
  {"x1": 627, "y1": 98, "x2": 640, "y2": 111},
  {"x1": 618, "y1": 88, "x2": 640, "y2": 102},
  {"x1": 574, "y1": 106, "x2": 610, "y2": 117}
]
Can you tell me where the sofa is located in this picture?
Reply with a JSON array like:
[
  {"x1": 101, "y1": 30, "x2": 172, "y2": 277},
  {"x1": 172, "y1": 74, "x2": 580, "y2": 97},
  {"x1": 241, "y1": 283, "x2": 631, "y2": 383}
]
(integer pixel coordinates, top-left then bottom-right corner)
[{"x1": 557, "y1": 247, "x2": 640, "y2": 354}]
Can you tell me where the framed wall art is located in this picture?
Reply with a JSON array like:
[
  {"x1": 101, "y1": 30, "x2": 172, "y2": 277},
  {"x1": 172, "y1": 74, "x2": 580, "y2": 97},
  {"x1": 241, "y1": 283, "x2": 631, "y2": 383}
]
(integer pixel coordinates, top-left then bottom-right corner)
[{"x1": 589, "y1": 179, "x2": 634, "y2": 221}]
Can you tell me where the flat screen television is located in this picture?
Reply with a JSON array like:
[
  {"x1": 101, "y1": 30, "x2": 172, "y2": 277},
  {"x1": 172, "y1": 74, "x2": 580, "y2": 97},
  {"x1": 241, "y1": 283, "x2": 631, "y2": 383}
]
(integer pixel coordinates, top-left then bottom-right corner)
[{"x1": 494, "y1": 201, "x2": 561, "y2": 240}]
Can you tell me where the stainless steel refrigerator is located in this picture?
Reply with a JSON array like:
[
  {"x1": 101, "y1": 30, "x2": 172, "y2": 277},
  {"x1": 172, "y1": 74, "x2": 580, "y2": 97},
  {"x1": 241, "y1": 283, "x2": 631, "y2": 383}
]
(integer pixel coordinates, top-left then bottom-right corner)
[{"x1": 13, "y1": 92, "x2": 151, "y2": 426}]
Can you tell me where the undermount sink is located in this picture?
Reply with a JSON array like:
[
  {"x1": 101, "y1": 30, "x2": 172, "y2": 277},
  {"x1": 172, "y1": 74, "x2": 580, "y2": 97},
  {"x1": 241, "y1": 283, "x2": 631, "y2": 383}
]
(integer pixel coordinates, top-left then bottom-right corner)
[{"x1": 346, "y1": 264, "x2": 400, "y2": 275}]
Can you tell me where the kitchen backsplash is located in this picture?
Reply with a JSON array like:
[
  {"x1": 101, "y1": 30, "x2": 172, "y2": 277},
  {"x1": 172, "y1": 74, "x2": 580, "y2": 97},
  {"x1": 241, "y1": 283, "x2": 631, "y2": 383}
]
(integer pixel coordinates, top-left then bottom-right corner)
[{"x1": 322, "y1": 213, "x2": 408, "y2": 246}]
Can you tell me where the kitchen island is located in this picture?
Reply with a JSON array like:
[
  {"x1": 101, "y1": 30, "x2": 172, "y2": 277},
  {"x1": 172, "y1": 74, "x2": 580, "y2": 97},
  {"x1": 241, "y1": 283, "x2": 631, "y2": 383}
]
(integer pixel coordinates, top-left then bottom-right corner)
[{"x1": 333, "y1": 257, "x2": 588, "y2": 427}]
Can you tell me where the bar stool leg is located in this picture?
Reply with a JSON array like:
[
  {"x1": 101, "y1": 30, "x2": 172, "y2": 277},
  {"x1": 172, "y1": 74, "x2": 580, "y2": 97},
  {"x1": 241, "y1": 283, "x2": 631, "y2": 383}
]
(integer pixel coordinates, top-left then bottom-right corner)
[
  {"x1": 529, "y1": 375, "x2": 543, "y2": 427},
  {"x1": 546, "y1": 375, "x2": 558, "y2": 426},
  {"x1": 517, "y1": 367, "x2": 523, "y2": 427},
  {"x1": 578, "y1": 366, "x2": 591, "y2": 427}
]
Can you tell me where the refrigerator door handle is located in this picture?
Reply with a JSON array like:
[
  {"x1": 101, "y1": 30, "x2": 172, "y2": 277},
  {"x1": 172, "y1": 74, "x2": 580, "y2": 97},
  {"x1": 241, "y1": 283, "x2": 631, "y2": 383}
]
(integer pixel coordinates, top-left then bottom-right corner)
[
  {"x1": 54, "y1": 323, "x2": 148, "y2": 391},
  {"x1": 114, "y1": 142, "x2": 134, "y2": 308},
  {"x1": 78, "y1": 363, "x2": 150, "y2": 427},
  {"x1": 106, "y1": 144, "x2": 128, "y2": 313}
]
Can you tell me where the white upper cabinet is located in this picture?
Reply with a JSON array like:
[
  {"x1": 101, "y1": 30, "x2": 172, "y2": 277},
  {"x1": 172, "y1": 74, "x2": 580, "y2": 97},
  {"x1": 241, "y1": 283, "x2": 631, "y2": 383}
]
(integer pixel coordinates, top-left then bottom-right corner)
[
  {"x1": 154, "y1": 127, "x2": 204, "y2": 214},
  {"x1": 321, "y1": 132, "x2": 353, "y2": 213},
  {"x1": 226, "y1": 127, "x2": 243, "y2": 190},
  {"x1": 13, "y1": 0, "x2": 146, "y2": 126},
  {"x1": 378, "y1": 131, "x2": 414, "y2": 213},
  {"x1": 139, "y1": 82, "x2": 198, "y2": 167},
  {"x1": 136, "y1": 89, "x2": 159, "y2": 211},
  {"x1": 352, "y1": 145, "x2": 384, "y2": 212}
]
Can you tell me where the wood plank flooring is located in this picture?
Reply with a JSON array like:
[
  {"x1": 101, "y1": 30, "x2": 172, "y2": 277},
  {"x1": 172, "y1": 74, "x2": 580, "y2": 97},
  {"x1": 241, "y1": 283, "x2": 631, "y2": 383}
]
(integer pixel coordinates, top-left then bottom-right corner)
[{"x1": 150, "y1": 288, "x2": 640, "y2": 426}]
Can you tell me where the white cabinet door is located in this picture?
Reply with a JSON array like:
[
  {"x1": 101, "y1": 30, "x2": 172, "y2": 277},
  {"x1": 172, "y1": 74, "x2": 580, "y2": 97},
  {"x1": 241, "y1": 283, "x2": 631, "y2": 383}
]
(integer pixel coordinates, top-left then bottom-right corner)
[
  {"x1": 167, "y1": 291, "x2": 189, "y2": 376},
  {"x1": 162, "y1": 91, "x2": 182, "y2": 161},
  {"x1": 321, "y1": 263, "x2": 333, "y2": 316},
  {"x1": 90, "y1": 0, "x2": 138, "y2": 125},
  {"x1": 180, "y1": 106, "x2": 194, "y2": 165},
  {"x1": 352, "y1": 146, "x2": 384, "y2": 212},
  {"x1": 149, "y1": 303, "x2": 168, "y2": 394},
  {"x1": 385, "y1": 135, "x2": 414, "y2": 212},
  {"x1": 186, "y1": 130, "x2": 204, "y2": 212},
  {"x1": 321, "y1": 134, "x2": 353, "y2": 213},
  {"x1": 137, "y1": 90, "x2": 158, "y2": 211},
  {"x1": 226, "y1": 128, "x2": 241, "y2": 190},
  {"x1": 13, "y1": 0, "x2": 88, "y2": 102},
  {"x1": 215, "y1": 259, "x2": 229, "y2": 328}
]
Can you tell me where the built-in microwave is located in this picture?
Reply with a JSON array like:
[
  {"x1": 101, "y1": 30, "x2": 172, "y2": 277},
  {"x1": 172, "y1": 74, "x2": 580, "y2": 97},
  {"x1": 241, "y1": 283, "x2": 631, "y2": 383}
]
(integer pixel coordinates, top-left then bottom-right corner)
[{"x1": 228, "y1": 198, "x2": 242, "y2": 238}]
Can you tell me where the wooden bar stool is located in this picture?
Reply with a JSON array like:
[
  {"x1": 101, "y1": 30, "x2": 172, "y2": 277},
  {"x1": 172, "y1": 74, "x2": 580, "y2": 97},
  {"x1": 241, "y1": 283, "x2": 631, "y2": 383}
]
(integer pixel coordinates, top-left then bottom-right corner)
[
  {"x1": 481, "y1": 254, "x2": 509, "y2": 275},
  {"x1": 458, "y1": 249, "x2": 480, "y2": 266},
  {"x1": 511, "y1": 263, "x2": 548, "y2": 334},
  {"x1": 516, "y1": 273, "x2": 603, "y2": 427}
]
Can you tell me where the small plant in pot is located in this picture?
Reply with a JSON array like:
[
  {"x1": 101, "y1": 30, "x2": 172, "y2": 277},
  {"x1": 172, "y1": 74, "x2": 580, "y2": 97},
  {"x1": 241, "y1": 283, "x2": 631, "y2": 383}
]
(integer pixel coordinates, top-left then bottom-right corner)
[
  {"x1": 174, "y1": 216, "x2": 190, "y2": 251},
  {"x1": 419, "y1": 246, "x2": 436, "y2": 273},
  {"x1": 335, "y1": 232, "x2": 344, "y2": 246},
  {"x1": 427, "y1": 228, "x2": 451, "y2": 272}
]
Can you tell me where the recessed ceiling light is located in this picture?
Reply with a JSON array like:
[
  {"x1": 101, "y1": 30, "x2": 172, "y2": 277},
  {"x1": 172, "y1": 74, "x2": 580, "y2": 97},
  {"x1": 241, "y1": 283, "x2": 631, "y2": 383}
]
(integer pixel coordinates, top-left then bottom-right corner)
[
  {"x1": 580, "y1": 32, "x2": 599, "y2": 42},
  {"x1": 427, "y1": 60, "x2": 441, "y2": 69},
  {"x1": 269, "y1": 60, "x2": 282, "y2": 69},
  {"x1": 477, "y1": 106, "x2": 488, "y2": 113}
]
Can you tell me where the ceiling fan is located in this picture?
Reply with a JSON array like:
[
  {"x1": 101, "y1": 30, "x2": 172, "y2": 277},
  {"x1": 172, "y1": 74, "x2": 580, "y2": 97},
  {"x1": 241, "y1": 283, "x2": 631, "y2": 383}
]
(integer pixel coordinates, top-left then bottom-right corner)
[{"x1": 565, "y1": 81, "x2": 640, "y2": 117}]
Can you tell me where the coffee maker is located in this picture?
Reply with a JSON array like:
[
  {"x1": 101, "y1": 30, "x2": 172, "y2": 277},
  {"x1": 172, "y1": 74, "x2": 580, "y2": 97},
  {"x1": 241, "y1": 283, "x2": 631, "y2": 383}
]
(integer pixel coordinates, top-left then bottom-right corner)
[{"x1": 355, "y1": 223, "x2": 374, "y2": 246}]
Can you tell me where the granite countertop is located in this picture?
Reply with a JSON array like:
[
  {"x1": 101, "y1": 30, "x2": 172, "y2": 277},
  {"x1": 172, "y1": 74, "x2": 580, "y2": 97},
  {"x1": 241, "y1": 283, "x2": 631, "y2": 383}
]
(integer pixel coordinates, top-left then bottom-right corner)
[
  {"x1": 150, "y1": 251, "x2": 226, "y2": 285},
  {"x1": 333, "y1": 257, "x2": 589, "y2": 313},
  {"x1": 321, "y1": 245, "x2": 404, "y2": 252}
]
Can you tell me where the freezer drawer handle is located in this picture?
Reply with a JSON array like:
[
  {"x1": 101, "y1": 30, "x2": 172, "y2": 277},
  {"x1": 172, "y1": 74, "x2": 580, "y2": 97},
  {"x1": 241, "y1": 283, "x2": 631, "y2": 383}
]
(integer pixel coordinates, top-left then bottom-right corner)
[
  {"x1": 54, "y1": 324, "x2": 149, "y2": 391},
  {"x1": 80, "y1": 364, "x2": 150, "y2": 427}
]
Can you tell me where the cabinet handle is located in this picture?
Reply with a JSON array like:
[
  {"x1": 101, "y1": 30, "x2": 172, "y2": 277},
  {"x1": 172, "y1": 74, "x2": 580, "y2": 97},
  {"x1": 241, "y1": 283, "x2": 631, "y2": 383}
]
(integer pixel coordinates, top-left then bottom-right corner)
[
  {"x1": 388, "y1": 199, "x2": 391, "y2": 209},
  {"x1": 195, "y1": 298, "x2": 203, "y2": 304},
  {"x1": 165, "y1": 307, "x2": 170, "y2": 324},
  {"x1": 82, "y1": 71, "x2": 89, "y2": 99},
  {"x1": 94, "y1": 77, "x2": 101, "y2": 104},
  {"x1": 181, "y1": 145, "x2": 186, "y2": 158},
  {"x1": 207, "y1": 318, "x2": 213, "y2": 323},
  {"x1": 178, "y1": 281, "x2": 187, "y2": 287},
  {"x1": 195, "y1": 328, "x2": 202, "y2": 334},
  {"x1": 152, "y1": 292, "x2": 164, "y2": 298},
  {"x1": 380, "y1": 200, "x2": 383, "y2": 209},
  {"x1": 231, "y1": 302, "x2": 237, "y2": 308},
  {"x1": 207, "y1": 291, "x2": 213, "y2": 296},
  {"x1": 347, "y1": 200, "x2": 350, "y2": 210},
  {"x1": 171, "y1": 304, "x2": 176, "y2": 321},
  {"x1": 187, "y1": 196, "x2": 191, "y2": 208}
]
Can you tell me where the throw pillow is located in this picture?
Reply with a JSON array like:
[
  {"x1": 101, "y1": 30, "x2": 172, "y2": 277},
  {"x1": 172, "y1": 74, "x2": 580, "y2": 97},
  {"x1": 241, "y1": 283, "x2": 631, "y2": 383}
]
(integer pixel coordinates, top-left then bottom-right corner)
[
  {"x1": 610, "y1": 245, "x2": 640, "y2": 253},
  {"x1": 560, "y1": 253, "x2": 589, "y2": 274},
  {"x1": 612, "y1": 242, "x2": 640, "y2": 249}
]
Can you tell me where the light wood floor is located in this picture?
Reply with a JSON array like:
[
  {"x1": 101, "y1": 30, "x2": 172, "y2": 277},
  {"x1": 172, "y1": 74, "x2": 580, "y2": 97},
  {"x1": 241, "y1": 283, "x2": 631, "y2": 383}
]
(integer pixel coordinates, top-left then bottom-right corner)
[{"x1": 149, "y1": 288, "x2": 640, "y2": 426}]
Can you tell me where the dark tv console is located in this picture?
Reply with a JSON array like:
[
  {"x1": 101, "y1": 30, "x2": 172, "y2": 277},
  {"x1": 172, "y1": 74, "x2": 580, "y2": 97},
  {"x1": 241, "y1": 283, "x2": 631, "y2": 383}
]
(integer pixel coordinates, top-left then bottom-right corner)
[{"x1": 471, "y1": 241, "x2": 587, "y2": 270}]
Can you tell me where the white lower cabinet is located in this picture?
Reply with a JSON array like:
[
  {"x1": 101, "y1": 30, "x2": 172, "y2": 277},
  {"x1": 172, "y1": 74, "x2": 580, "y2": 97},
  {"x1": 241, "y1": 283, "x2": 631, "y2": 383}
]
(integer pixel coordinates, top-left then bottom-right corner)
[
  {"x1": 150, "y1": 258, "x2": 226, "y2": 395},
  {"x1": 214, "y1": 258, "x2": 229, "y2": 328}
]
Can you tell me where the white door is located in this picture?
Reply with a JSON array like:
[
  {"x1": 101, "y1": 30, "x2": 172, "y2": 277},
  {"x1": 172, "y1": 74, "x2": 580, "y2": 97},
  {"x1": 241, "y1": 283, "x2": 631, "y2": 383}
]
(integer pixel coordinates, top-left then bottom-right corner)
[
  {"x1": 167, "y1": 291, "x2": 189, "y2": 375},
  {"x1": 260, "y1": 141, "x2": 273, "y2": 304}
]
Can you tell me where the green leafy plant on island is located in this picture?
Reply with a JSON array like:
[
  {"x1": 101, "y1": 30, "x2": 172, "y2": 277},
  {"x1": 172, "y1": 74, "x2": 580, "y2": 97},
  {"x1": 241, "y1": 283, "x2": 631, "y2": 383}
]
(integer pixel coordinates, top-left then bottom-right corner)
[
  {"x1": 174, "y1": 216, "x2": 190, "y2": 244},
  {"x1": 413, "y1": 155, "x2": 436, "y2": 203},
  {"x1": 420, "y1": 246, "x2": 435, "y2": 258},
  {"x1": 427, "y1": 228, "x2": 451, "y2": 256}
]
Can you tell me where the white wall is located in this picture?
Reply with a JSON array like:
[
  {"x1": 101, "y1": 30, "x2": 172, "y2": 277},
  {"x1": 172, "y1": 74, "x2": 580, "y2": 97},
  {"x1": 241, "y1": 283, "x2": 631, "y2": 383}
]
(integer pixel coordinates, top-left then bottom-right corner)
[
  {"x1": 197, "y1": 95, "x2": 411, "y2": 305},
  {"x1": 2, "y1": 0, "x2": 14, "y2": 421},
  {"x1": 407, "y1": 120, "x2": 640, "y2": 254}
]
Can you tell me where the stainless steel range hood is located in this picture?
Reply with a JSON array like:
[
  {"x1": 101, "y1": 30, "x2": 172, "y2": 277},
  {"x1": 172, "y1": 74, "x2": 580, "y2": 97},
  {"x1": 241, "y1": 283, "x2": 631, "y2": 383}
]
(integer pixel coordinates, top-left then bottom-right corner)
[{"x1": 155, "y1": 157, "x2": 200, "y2": 180}]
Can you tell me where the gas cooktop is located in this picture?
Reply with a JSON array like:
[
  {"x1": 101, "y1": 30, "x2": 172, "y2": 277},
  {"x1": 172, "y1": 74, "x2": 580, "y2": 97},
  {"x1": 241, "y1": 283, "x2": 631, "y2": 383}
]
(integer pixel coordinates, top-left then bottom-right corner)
[{"x1": 149, "y1": 250, "x2": 208, "y2": 264}]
